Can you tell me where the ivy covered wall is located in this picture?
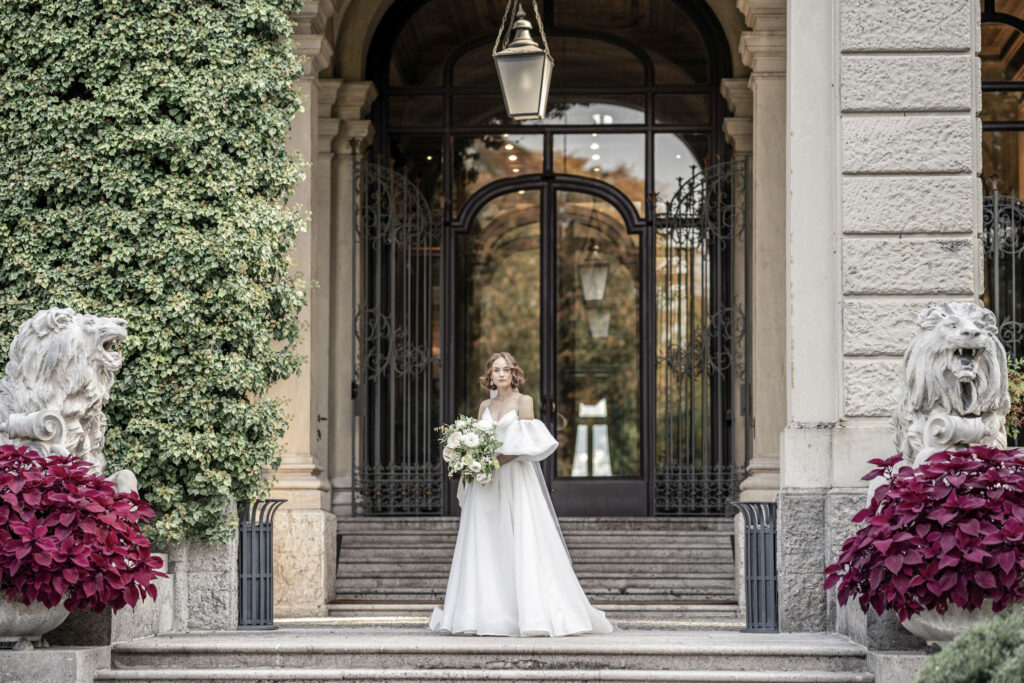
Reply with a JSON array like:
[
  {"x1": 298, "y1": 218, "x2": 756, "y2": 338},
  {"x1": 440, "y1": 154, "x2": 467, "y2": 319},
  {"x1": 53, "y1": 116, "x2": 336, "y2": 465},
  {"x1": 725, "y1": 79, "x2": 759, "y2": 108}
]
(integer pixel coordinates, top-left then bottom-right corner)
[{"x1": 0, "y1": 0, "x2": 306, "y2": 545}]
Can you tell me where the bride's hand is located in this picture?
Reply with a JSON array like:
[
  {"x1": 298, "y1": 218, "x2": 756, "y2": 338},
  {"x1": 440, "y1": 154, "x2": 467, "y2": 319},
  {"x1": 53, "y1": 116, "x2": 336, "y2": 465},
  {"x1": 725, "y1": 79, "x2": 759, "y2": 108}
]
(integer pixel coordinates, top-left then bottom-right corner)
[{"x1": 497, "y1": 454, "x2": 516, "y2": 466}]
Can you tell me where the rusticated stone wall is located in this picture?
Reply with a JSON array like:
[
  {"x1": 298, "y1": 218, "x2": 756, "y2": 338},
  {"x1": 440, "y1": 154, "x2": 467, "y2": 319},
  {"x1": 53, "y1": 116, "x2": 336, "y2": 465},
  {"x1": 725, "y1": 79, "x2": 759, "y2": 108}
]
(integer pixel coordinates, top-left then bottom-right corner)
[{"x1": 780, "y1": 0, "x2": 982, "y2": 635}]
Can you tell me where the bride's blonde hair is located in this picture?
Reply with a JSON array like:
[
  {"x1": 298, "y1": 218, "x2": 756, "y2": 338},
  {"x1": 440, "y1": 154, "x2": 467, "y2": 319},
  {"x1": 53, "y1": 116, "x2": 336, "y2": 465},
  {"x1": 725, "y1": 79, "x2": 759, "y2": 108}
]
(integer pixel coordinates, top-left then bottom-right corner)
[{"x1": 479, "y1": 352, "x2": 525, "y2": 391}]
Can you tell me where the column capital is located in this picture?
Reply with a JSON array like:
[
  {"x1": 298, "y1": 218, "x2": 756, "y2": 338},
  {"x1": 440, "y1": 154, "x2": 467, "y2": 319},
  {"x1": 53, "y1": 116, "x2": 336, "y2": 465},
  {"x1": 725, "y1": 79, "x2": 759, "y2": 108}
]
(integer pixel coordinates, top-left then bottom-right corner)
[
  {"x1": 319, "y1": 118, "x2": 341, "y2": 156},
  {"x1": 338, "y1": 81, "x2": 378, "y2": 121},
  {"x1": 318, "y1": 78, "x2": 343, "y2": 119},
  {"x1": 338, "y1": 120, "x2": 375, "y2": 155},
  {"x1": 721, "y1": 78, "x2": 753, "y2": 118},
  {"x1": 293, "y1": 34, "x2": 334, "y2": 76},
  {"x1": 292, "y1": 0, "x2": 335, "y2": 35},
  {"x1": 739, "y1": 31, "x2": 786, "y2": 75},
  {"x1": 723, "y1": 117, "x2": 753, "y2": 154},
  {"x1": 737, "y1": 0, "x2": 786, "y2": 32}
]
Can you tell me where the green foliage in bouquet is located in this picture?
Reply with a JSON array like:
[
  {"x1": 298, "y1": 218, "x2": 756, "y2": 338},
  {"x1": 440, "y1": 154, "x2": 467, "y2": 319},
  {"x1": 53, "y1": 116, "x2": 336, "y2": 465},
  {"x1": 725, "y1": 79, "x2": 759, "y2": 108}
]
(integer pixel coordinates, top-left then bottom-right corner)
[
  {"x1": 1007, "y1": 357, "x2": 1024, "y2": 443},
  {"x1": 0, "y1": 0, "x2": 306, "y2": 546},
  {"x1": 915, "y1": 609, "x2": 1024, "y2": 683}
]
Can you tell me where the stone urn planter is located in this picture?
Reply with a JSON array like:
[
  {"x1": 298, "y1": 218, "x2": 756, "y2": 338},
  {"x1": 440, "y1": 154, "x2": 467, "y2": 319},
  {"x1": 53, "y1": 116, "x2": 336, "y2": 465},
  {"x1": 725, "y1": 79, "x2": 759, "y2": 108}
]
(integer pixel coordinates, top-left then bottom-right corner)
[
  {"x1": 903, "y1": 600, "x2": 1011, "y2": 647},
  {"x1": 0, "y1": 597, "x2": 69, "y2": 649}
]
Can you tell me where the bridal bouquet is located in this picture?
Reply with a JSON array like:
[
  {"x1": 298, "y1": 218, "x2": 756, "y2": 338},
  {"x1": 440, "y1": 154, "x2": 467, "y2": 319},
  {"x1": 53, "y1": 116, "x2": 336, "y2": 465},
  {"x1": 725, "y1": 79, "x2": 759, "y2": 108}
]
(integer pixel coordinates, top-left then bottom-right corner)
[{"x1": 437, "y1": 415, "x2": 503, "y2": 485}]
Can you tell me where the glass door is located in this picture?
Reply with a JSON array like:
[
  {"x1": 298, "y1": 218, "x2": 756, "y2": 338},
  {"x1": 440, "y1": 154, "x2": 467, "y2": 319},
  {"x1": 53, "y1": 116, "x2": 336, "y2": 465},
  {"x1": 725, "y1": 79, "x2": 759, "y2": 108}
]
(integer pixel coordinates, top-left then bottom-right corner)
[{"x1": 451, "y1": 182, "x2": 648, "y2": 515}]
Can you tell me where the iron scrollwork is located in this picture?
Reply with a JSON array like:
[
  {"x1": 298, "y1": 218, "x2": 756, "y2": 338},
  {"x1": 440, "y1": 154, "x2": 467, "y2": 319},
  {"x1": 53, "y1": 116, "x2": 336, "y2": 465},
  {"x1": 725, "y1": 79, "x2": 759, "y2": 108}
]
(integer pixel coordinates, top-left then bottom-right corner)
[
  {"x1": 983, "y1": 192, "x2": 1024, "y2": 361},
  {"x1": 352, "y1": 162, "x2": 444, "y2": 515},
  {"x1": 653, "y1": 159, "x2": 751, "y2": 515}
]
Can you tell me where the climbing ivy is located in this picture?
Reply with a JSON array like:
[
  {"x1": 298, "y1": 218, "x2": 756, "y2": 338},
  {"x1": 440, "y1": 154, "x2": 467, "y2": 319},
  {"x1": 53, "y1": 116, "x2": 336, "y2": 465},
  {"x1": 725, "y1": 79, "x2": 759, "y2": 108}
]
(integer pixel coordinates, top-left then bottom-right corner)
[{"x1": 0, "y1": 0, "x2": 306, "y2": 546}]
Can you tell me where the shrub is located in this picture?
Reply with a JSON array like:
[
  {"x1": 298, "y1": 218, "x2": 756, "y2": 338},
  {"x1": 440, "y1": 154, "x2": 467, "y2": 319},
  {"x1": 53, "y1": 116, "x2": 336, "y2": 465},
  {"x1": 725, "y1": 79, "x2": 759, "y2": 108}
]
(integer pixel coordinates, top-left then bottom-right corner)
[
  {"x1": 0, "y1": 1, "x2": 306, "y2": 545},
  {"x1": 0, "y1": 445, "x2": 165, "y2": 612},
  {"x1": 915, "y1": 609, "x2": 1024, "y2": 683},
  {"x1": 825, "y1": 448, "x2": 1024, "y2": 621}
]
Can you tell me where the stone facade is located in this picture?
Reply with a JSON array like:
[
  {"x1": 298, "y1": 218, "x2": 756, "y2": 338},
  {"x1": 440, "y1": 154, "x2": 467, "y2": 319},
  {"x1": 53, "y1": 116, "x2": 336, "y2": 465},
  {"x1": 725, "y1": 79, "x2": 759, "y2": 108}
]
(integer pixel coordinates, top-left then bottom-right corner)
[{"x1": 781, "y1": 0, "x2": 983, "y2": 640}]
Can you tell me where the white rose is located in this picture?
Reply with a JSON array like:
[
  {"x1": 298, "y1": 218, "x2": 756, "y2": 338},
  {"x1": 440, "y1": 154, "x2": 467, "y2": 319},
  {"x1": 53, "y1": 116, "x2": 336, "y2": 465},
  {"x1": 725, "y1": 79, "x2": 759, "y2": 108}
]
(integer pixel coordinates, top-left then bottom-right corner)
[
  {"x1": 447, "y1": 433, "x2": 461, "y2": 449},
  {"x1": 442, "y1": 447, "x2": 454, "y2": 461},
  {"x1": 455, "y1": 419, "x2": 468, "y2": 429},
  {"x1": 469, "y1": 461, "x2": 482, "y2": 472},
  {"x1": 462, "y1": 432, "x2": 480, "y2": 448},
  {"x1": 476, "y1": 472, "x2": 492, "y2": 483}
]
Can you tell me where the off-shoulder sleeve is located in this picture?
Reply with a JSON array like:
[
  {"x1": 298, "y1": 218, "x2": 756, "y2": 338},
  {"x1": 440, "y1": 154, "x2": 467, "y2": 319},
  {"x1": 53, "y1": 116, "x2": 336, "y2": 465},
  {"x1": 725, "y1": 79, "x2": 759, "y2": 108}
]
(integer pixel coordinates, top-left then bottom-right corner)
[{"x1": 499, "y1": 419, "x2": 558, "y2": 462}]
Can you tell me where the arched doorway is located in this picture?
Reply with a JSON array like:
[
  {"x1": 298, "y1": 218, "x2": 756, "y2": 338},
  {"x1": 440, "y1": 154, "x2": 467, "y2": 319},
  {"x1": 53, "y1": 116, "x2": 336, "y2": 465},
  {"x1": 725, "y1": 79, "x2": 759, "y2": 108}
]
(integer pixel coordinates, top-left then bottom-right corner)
[{"x1": 352, "y1": 0, "x2": 745, "y2": 516}]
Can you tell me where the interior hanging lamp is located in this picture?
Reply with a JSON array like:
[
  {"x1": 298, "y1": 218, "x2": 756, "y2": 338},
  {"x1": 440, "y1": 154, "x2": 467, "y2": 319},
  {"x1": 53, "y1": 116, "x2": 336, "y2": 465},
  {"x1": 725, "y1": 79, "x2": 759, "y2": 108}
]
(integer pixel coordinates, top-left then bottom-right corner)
[{"x1": 493, "y1": 0, "x2": 554, "y2": 121}]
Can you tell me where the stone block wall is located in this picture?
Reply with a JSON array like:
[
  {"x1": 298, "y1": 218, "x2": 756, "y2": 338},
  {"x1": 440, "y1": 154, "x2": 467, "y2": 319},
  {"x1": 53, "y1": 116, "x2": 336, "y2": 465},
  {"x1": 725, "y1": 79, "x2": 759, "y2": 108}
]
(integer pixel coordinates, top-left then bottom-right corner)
[{"x1": 780, "y1": 0, "x2": 982, "y2": 634}]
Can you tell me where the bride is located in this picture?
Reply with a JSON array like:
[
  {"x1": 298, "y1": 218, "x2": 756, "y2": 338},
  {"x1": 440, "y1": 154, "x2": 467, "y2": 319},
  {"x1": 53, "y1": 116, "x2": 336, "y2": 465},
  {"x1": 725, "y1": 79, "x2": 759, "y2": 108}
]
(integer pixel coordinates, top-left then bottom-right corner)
[{"x1": 429, "y1": 352, "x2": 613, "y2": 637}]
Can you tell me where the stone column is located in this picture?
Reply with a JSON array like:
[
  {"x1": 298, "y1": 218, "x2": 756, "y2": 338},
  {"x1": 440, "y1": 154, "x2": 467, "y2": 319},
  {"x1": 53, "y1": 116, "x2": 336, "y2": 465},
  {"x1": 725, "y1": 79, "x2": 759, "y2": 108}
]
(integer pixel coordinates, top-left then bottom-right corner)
[
  {"x1": 780, "y1": 0, "x2": 982, "y2": 637},
  {"x1": 267, "y1": 0, "x2": 337, "y2": 618},
  {"x1": 327, "y1": 82, "x2": 376, "y2": 519},
  {"x1": 736, "y1": 0, "x2": 785, "y2": 502}
]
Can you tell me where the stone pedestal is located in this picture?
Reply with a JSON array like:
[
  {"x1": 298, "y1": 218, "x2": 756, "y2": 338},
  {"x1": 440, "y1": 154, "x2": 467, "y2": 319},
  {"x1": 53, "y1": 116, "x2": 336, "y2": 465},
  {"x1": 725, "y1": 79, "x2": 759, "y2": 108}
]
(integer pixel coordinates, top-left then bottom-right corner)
[
  {"x1": 46, "y1": 555, "x2": 173, "y2": 645},
  {"x1": 0, "y1": 646, "x2": 109, "y2": 683},
  {"x1": 167, "y1": 535, "x2": 238, "y2": 632},
  {"x1": 272, "y1": 509, "x2": 337, "y2": 618},
  {"x1": 776, "y1": 488, "x2": 827, "y2": 632}
]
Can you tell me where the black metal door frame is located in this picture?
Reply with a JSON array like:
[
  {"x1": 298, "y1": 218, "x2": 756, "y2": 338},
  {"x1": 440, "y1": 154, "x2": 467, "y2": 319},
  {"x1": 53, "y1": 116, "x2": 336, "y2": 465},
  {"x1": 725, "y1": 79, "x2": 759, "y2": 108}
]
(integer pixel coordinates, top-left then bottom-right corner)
[{"x1": 444, "y1": 173, "x2": 652, "y2": 515}]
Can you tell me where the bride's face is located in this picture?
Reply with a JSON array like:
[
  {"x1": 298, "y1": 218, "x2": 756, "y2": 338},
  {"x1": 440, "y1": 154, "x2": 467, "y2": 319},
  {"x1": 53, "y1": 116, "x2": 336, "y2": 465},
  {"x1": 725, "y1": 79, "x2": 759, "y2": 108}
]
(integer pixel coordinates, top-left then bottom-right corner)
[{"x1": 490, "y1": 359, "x2": 513, "y2": 390}]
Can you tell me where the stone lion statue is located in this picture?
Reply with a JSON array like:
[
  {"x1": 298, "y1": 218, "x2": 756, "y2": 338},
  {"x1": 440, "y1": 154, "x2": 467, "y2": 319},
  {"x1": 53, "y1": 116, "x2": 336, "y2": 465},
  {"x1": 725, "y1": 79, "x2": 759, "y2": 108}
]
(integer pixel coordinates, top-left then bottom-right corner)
[
  {"x1": 0, "y1": 308, "x2": 136, "y2": 491},
  {"x1": 893, "y1": 302, "x2": 1010, "y2": 466}
]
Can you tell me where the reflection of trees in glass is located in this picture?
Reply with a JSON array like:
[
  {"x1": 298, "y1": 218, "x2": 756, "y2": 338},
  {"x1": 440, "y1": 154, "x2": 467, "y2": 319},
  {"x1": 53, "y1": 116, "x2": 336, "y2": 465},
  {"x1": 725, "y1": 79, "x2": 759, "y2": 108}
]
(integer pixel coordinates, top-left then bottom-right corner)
[
  {"x1": 556, "y1": 197, "x2": 641, "y2": 478},
  {"x1": 460, "y1": 194, "x2": 542, "y2": 417}
]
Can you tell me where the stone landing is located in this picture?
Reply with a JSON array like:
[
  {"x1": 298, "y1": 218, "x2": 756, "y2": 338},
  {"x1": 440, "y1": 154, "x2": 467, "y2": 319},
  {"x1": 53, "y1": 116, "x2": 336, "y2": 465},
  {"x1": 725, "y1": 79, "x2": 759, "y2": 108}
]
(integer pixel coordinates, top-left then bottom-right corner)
[{"x1": 94, "y1": 625, "x2": 873, "y2": 682}]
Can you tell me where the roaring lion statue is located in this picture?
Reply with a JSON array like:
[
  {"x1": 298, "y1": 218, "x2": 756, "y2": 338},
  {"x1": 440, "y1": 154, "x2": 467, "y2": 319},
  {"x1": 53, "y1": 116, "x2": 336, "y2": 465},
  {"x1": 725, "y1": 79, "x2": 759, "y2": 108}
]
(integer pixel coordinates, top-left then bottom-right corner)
[
  {"x1": 0, "y1": 308, "x2": 135, "y2": 490},
  {"x1": 893, "y1": 302, "x2": 1010, "y2": 465}
]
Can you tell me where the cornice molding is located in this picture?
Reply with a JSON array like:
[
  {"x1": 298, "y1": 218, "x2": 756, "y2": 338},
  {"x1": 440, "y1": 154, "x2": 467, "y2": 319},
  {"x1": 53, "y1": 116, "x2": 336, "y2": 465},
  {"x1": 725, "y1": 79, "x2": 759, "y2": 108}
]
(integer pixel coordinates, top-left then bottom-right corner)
[
  {"x1": 720, "y1": 78, "x2": 753, "y2": 117},
  {"x1": 293, "y1": 34, "x2": 334, "y2": 76},
  {"x1": 736, "y1": 0, "x2": 786, "y2": 32},
  {"x1": 292, "y1": 0, "x2": 335, "y2": 35},
  {"x1": 739, "y1": 31, "x2": 786, "y2": 75}
]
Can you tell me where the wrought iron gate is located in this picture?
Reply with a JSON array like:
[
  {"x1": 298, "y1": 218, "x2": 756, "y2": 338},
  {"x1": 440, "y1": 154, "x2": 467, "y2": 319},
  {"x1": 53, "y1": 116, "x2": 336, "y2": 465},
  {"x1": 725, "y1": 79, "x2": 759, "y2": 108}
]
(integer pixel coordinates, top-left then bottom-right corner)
[
  {"x1": 983, "y1": 191, "x2": 1024, "y2": 359},
  {"x1": 652, "y1": 159, "x2": 751, "y2": 515},
  {"x1": 352, "y1": 162, "x2": 444, "y2": 515}
]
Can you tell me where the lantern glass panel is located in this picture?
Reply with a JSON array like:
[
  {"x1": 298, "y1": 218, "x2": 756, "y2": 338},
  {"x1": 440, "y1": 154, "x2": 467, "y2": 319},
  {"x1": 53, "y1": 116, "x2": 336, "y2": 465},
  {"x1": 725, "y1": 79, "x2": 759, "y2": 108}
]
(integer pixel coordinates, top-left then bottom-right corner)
[{"x1": 495, "y1": 52, "x2": 553, "y2": 120}]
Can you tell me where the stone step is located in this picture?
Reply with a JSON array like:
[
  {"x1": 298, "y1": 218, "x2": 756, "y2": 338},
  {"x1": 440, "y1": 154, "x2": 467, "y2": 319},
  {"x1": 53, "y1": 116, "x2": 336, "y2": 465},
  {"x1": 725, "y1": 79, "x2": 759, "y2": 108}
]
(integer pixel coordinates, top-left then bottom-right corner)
[
  {"x1": 338, "y1": 535, "x2": 734, "y2": 548},
  {"x1": 105, "y1": 629, "x2": 870, "y2": 675},
  {"x1": 337, "y1": 517, "x2": 736, "y2": 532},
  {"x1": 95, "y1": 668, "x2": 874, "y2": 682},
  {"x1": 337, "y1": 561, "x2": 733, "y2": 576},
  {"x1": 334, "y1": 590, "x2": 739, "y2": 602},
  {"x1": 338, "y1": 574, "x2": 734, "y2": 588},
  {"x1": 325, "y1": 601, "x2": 743, "y2": 620},
  {"x1": 338, "y1": 546, "x2": 735, "y2": 561}
]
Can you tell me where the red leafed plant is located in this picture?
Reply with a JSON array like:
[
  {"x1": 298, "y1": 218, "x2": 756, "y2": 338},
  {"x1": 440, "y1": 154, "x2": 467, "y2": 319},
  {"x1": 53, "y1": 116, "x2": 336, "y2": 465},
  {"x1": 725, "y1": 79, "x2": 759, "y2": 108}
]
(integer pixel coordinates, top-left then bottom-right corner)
[
  {"x1": 0, "y1": 444, "x2": 166, "y2": 612},
  {"x1": 825, "y1": 447, "x2": 1024, "y2": 622}
]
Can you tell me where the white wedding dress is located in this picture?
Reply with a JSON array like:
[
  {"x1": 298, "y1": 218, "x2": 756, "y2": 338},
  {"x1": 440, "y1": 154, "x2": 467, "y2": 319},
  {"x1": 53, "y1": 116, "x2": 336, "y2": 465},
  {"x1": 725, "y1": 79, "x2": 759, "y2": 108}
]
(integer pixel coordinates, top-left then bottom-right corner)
[{"x1": 429, "y1": 407, "x2": 613, "y2": 637}]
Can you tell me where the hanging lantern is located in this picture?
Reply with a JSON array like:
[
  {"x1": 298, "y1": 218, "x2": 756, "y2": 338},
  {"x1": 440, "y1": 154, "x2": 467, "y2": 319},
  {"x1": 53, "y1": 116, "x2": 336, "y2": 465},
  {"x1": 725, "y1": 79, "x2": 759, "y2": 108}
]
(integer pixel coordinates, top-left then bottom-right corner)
[
  {"x1": 493, "y1": 1, "x2": 554, "y2": 121},
  {"x1": 578, "y1": 242, "x2": 610, "y2": 304},
  {"x1": 585, "y1": 306, "x2": 611, "y2": 339}
]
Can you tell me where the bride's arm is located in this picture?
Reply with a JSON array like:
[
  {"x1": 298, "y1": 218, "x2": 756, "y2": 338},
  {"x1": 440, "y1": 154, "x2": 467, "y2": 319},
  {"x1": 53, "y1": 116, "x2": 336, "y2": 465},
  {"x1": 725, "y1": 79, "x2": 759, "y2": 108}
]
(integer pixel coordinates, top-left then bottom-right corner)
[{"x1": 477, "y1": 399, "x2": 489, "y2": 419}]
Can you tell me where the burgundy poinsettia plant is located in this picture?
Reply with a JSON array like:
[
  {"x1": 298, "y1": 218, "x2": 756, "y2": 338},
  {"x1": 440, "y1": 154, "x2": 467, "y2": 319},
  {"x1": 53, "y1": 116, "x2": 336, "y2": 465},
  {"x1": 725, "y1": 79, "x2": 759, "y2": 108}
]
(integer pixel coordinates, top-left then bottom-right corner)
[
  {"x1": 825, "y1": 446, "x2": 1024, "y2": 622},
  {"x1": 0, "y1": 444, "x2": 166, "y2": 612}
]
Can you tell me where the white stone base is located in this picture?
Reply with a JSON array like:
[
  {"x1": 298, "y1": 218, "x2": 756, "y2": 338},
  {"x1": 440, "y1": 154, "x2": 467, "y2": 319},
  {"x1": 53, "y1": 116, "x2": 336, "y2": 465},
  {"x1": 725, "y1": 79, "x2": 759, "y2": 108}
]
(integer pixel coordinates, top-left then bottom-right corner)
[{"x1": 273, "y1": 508, "x2": 337, "y2": 618}]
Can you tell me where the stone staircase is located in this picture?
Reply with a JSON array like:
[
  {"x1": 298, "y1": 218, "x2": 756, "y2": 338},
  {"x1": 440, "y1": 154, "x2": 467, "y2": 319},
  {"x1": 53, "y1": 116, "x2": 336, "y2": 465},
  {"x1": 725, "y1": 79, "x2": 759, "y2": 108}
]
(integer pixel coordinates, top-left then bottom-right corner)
[
  {"x1": 332, "y1": 516, "x2": 740, "y2": 622},
  {"x1": 94, "y1": 627, "x2": 875, "y2": 682}
]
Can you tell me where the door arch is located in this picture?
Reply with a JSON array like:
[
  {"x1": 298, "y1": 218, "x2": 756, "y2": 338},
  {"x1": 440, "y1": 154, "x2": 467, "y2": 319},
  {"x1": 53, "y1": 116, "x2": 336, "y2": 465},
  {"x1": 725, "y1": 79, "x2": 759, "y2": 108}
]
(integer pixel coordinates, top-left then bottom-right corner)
[{"x1": 447, "y1": 174, "x2": 649, "y2": 514}]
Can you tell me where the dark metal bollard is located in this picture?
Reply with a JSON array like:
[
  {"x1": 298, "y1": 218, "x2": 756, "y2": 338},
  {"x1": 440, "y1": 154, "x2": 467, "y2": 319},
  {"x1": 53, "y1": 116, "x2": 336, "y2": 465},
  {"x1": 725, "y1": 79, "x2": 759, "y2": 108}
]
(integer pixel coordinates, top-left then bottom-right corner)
[
  {"x1": 733, "y1": 501, "x2": 778, "y2": 633},
  {"x1": 238, "y1": 499, "x2": 285, "y2": 630}
]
